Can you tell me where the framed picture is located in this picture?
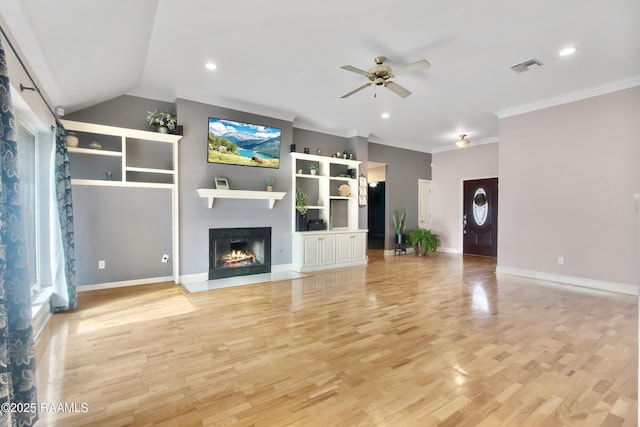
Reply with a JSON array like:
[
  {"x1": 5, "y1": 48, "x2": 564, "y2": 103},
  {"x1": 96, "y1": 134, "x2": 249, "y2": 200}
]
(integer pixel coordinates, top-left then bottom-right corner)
[
  {"x1": 214, "y1": 177, "x2": 230, "y2": 190},
  {"x1": 359, "y1": 187, "x2": 367, "y2": 196},
  {"x1": 359, "y1": 196, "x2": 367, "y2": 206},
  {"x1": 359, "y1": 177, "x2": 367, "y2": 186}
]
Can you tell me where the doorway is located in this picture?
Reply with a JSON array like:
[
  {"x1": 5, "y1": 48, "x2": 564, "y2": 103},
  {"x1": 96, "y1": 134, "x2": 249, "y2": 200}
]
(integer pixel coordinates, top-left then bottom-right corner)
[
  {"x1": 367, "y1": 162, "x2": 386, "y2": 250},
  {"x1": 463, "y1": 178, "x2": 498, "y2": 257}
]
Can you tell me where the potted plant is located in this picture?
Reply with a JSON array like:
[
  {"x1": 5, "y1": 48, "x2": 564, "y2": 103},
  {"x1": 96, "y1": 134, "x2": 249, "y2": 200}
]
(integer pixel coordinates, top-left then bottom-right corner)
[
  {"x1": 408, "y1": 228, "x2": 441, "y2": 256},
  {"x1": 393, "y1": 209, "x2": 406, "y2": 245},
  {"x1": 266, "y1": 178, "x2": 274, "y2": 192},
  {"x1": 295, "y1": 188, "x2": 308, "y2": 231},
  {"x1": 309, "y1": 163, "x2": 318, "y2": 175},
  {"x1": 146, "y1": 110, "x2": 177, "y2": 133}
]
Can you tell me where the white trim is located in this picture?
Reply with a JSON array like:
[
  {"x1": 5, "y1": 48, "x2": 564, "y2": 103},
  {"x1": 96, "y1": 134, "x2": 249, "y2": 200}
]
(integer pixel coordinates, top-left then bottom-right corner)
[
  {"x1": 71, "y1": 179, "x2": 174, "y2": 189},
  {"x1": 496, "y1": 266, "x2": 638, "y2": 296},
  {"x1": 495, "y1": 76, "x2": 640, "y2": 119},
  {"x1": 77, "y1": 276, "x2": 175, "y2": 292},
  {"x1": 60, "y1": 120, "x2": 181, "y2": 143},
  {"x1": 439, "y1": 247, "x2": 462, "y2": 254},
  {"x1": 431, "y1": 138, "x2": 499, "y2": 154}
]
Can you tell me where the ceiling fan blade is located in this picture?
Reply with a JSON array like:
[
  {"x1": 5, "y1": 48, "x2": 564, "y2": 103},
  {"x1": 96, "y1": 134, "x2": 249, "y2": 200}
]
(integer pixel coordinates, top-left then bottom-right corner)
[
  {"x1": 393, "y1": 59, "x2": 431, "y2": 76},
  {"x1": 340, "y1": 82, "x2": 373, "y2": 98},
  {"x1": 340, "y1": 65, "x2": 371, "y2": 77},
  {"x1": 385, "y1": 81, "x2": 412, "y2": 98}
]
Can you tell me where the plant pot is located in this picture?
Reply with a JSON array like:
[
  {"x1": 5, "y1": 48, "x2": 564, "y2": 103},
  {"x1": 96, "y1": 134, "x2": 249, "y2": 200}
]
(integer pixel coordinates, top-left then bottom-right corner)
[
  {"x1": 266, "y1": 185, "x2": 273, "y2": 192},
  {"x1": 296, "y1": 213, "x2": 308, "y2": 231},
  {"x1": 157, "y1": 126, "x2": 169, "y2": 134},
  {"x1": 396, "y1": 234, "x2": 406, "y2": 245},
  {"x1": 414, "y1": 243, "x2": 424, "y2": 256},
  {"x1": 310, "y1": 170, "x2": 317, "y2": 175}
]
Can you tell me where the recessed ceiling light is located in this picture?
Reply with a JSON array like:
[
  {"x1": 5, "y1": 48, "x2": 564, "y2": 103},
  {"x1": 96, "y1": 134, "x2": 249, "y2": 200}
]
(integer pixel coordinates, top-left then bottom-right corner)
[
  {"x1": 205, "y1": 62, "x2": 218, "y2": 70},
  {"x1": 559, "y1": 46, "x2": 577, "y2": 56},
  {"x1": 381, "y1": 112, "x2": 390, "y2": 119}
]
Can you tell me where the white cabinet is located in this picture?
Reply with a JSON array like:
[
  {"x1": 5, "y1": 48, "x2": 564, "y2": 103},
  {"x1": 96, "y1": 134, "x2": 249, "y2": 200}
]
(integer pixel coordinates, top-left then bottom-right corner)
[
  {"x1": 290, "y1": 152, "x2": 368, "y2": 272},
  {"x1": 299, "y1": 233, "x2": 336, "y2": 269},
  {"x1": 336, "y1": 232, "x2": 367, "y2": 264},
  {"x1": 293, "y1": 230, "x2": 366, "y2": 272}
]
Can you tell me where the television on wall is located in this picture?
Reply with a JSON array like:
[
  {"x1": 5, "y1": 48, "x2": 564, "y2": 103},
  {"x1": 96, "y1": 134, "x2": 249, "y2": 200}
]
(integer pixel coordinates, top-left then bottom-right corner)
[{"x1": 207, "y1": 117, "x2": 281, "y2": 169}]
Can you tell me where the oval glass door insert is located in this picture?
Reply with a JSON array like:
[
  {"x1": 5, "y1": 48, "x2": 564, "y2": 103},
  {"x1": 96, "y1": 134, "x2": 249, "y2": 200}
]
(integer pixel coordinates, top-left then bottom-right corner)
[{"x1": 472, "y1": 188, "x2": 488, "y2": 226}]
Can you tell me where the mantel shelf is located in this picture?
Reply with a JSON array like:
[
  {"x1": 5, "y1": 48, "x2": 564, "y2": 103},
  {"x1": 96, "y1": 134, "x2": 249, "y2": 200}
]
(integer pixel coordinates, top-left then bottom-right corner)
[{"x1": 196, "y1": 188, "x2": 286, "y2": 209}]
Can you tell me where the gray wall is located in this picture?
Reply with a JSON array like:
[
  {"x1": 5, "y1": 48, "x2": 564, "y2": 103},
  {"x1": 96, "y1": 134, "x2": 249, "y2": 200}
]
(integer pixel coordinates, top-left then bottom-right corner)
[
  {"x1": 72, "y1": 186, "x2": 173, "y2": 284},
  {"x1": 368, "y1": 142, "x2": 431, "y2": 250},
  {"x1": 67, "y1": 95, "x2": 433, "y2": 282},
  {"x1": 177, "y1": 98, "x2": 294, "y2": 275}
]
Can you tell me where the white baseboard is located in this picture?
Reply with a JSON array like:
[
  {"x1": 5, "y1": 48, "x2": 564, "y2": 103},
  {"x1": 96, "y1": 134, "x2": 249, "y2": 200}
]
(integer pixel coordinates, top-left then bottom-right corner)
[
  {"x1": 439, "y1": 247, "x2": 462, "y2": 254},
  {"x1": 383, "y1": 247, "x2": 415, "y2": 256},
  {"x1": 180, "y1": 263, "x2": 293, "y2": 284},
  {"x1": 77, "y1": 276, "x2": 175, "y2": 292},
  {"x1": 496, "y1": 266, "x2": 638, "y2": 296}
]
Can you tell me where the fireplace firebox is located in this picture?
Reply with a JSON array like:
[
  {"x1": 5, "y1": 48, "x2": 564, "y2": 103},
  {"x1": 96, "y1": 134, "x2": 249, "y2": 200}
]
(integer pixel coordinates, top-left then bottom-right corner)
[{"x1": 209, "y1": 227, "x2": 271, "y2": 280}]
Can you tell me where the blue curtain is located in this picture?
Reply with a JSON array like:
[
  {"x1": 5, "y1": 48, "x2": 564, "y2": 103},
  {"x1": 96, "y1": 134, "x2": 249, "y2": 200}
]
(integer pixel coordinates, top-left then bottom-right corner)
[
  {"x1": 0, "y1": 39, "x2": 38, "y2": 427},
  {"x1": 51, "y1": 123, "x2": 77, "y2": 313}
]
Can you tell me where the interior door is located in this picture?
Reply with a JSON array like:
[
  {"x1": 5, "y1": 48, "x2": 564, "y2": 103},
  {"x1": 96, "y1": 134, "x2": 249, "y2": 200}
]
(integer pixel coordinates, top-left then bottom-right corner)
[
  {"x1": 463, "y1": 178, "x2": 498, "y2": 257},
  {"x1": 418, "y1": 179, "x2": 432, "y2": 230}
]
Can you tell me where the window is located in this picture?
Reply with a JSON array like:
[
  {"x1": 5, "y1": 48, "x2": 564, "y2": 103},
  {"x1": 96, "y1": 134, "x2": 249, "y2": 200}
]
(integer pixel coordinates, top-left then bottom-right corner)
[{"x1": 16, "y1": 121, "x2": 39, "y2": 295}]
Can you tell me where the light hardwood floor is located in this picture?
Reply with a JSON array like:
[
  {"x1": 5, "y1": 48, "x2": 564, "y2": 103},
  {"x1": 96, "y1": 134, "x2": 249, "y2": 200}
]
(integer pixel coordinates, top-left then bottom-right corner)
[{"x1": 35, "y1": 252, "x2": 637, "y2": 426}]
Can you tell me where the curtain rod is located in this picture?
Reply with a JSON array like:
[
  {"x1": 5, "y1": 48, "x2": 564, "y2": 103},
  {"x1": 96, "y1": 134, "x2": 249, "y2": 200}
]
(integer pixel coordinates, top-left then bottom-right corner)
[{"x1": 0, "y1": 24, "x2": 58, "y2": 123}]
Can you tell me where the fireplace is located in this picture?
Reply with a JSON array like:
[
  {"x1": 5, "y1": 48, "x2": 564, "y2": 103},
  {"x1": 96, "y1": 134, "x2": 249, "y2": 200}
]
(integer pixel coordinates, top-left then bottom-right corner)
[{"x1": 209, "y1": 227, "x2": 271, "y2": 280}]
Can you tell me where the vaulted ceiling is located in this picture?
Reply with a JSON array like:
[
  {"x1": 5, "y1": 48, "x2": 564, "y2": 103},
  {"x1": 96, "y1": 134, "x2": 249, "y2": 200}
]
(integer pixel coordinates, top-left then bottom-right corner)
[{"x1": 2, "y1": 0, "x2": 639, "y2": 152}]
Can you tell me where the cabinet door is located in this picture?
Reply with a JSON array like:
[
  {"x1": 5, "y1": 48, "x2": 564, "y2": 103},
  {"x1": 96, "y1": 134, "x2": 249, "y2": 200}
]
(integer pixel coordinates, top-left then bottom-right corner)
[
  {"x1": 351, "y1": 233, "x2": 367, "y2": 262},
  {"x1": 318, "y1": 234, "x2": 335, "y2": 265},
  {"x1": 335, "y1": 233, "x2": 352, "y2": 264},
  {"x1": 301, "y1": 235, "x2": 320, "y2": 268}
]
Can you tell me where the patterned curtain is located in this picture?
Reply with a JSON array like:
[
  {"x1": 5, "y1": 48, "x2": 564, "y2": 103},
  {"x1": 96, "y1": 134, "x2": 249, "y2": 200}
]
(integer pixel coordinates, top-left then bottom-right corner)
[
  {"x1": 50, "y1": 122, "x2": 77, "y2": 313},
  {"x1": 0, "y1": 39, "x2": 38, "y2": 427}
]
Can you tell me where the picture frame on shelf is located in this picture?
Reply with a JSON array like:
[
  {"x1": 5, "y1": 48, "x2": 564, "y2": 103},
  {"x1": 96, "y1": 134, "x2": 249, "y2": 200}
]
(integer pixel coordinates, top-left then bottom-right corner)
[{"x1": 214, "y1": 177, "x2": 230, "y2": 190}]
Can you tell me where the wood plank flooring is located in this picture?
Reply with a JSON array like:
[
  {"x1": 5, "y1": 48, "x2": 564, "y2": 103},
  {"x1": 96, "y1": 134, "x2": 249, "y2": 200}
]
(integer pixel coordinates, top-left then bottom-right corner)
[{"x1": 35, "y1": 252, "x2": 637, "y2": 426}]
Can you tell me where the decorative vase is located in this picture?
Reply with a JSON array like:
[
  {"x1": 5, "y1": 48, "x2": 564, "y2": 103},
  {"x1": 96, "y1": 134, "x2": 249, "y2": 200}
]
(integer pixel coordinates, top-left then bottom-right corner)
[
  {"x1": 296, "y1": 213, "x2": 308, "y2": 231},
  {"x1": 157, "y1": 126, "x2": 169, "y2": 134},
  {"x1": 65, "y1": 134, "x2": 79, "y2": 147}
]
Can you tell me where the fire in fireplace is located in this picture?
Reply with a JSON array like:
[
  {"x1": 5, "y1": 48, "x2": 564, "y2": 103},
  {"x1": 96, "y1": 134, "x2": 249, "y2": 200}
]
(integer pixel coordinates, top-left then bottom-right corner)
[{"x1": 209, "y1": 227, "x2": 271, "y2": 280}]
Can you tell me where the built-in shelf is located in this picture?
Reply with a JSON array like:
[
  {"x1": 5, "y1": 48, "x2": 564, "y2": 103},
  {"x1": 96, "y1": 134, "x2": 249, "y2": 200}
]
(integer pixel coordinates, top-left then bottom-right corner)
[
  {"x1": 196, "y1": 188, "x2": 286, "y2": 209},
  {"x1": 67, "y1": 147, "x2": 122, "y2": 157}
]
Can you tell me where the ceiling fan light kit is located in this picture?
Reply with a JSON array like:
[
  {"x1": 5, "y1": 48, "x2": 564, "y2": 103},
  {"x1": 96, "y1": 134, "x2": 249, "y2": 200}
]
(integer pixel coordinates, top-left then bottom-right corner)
[{"x1": 340, "y1": 56, "x2": 430, "y2": 99}]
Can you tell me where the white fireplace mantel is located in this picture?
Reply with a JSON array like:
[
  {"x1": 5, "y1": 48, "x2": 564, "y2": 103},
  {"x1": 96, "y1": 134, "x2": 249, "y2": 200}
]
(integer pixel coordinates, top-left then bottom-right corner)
[{"x1": 196, "y1": 188, "x2": 286, "y2": 209}]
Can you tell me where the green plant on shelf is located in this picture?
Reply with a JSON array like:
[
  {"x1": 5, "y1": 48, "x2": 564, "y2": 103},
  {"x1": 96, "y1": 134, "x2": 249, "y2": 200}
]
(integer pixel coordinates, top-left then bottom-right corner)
[{"x1": 295, "y1": 188, "x2": 308, "y2": 215}]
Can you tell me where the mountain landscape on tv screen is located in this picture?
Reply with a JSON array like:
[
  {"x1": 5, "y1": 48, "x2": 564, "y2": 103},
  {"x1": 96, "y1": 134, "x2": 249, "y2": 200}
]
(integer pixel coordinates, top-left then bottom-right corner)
[{"x1": 207, "y1": 118, "x2": 281, "y2": 168}]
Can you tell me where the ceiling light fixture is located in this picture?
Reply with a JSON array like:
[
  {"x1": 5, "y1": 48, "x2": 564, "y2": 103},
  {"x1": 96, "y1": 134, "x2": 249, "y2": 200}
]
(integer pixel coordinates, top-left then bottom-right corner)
[
  {"x1": 559, "y1": 46, "x2": 577, "y2": 56},
  {"x1": 205, "y1": 62, "x2": 218, "y2": 70},
  {"x1": 456, "y1": 134, "x2": 470, "y2": 148},
  {"x1": 381, "y1": 112, "x2": 390, "y2": 119}
]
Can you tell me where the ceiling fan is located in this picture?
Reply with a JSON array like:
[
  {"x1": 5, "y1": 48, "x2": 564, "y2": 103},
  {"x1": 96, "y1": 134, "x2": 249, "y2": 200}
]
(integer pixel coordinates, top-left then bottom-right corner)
[{"x1": 340, "y1": 56, "x2": 430, "y2": 99}]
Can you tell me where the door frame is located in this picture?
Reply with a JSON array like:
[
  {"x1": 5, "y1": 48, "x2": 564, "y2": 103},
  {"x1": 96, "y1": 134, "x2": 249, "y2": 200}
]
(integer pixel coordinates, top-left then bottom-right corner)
[
  {"x1": 459, "y1": 176, "x2": 498, "y2": 254},
  {"x1": 418, "y1": 179, "x2": 432, "y2": 230}
]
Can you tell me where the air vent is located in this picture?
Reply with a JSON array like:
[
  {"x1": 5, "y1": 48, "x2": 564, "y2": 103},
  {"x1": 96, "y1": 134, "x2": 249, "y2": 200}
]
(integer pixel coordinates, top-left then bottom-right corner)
[{"x1": 510, "y1": 58, "x2": 543, "y2": 73}]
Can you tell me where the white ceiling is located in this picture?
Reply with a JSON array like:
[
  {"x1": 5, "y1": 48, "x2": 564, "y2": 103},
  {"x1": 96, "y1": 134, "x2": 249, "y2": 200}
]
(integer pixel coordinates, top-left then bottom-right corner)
[{"x1": 2, "y1": 0, "x2": 639, "y2": 152}]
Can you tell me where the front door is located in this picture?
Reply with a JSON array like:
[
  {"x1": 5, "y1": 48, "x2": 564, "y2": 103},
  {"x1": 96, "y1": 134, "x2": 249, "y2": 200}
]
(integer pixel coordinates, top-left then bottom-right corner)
[{"x1": 463, "y1": 178, "x2": 498, "y2": 257}]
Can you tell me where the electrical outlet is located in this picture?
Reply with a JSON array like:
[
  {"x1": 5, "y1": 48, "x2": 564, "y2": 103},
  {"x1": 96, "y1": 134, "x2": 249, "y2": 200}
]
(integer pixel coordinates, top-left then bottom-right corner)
[
  {"x1": 98, "y1": 260, "x2": 106, "y2": 269},
  {"x1": 161, "y1": 254, "x2": 169, "y2": 263},
  {"x1": 557, "y1": 257, "x2": 564, "y2": 265}
]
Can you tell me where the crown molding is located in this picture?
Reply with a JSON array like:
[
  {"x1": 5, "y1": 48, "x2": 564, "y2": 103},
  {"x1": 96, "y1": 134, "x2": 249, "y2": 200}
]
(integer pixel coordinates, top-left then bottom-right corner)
[
  {"x1": 431, "y1": 136, "x2": 499, "y2": 154},
  {"x1": 495, "y1": 76, "x2": 640, "y2": 119},
  {"x1": 174, "y1": 90, "x2": 297, "y2": 122}
]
